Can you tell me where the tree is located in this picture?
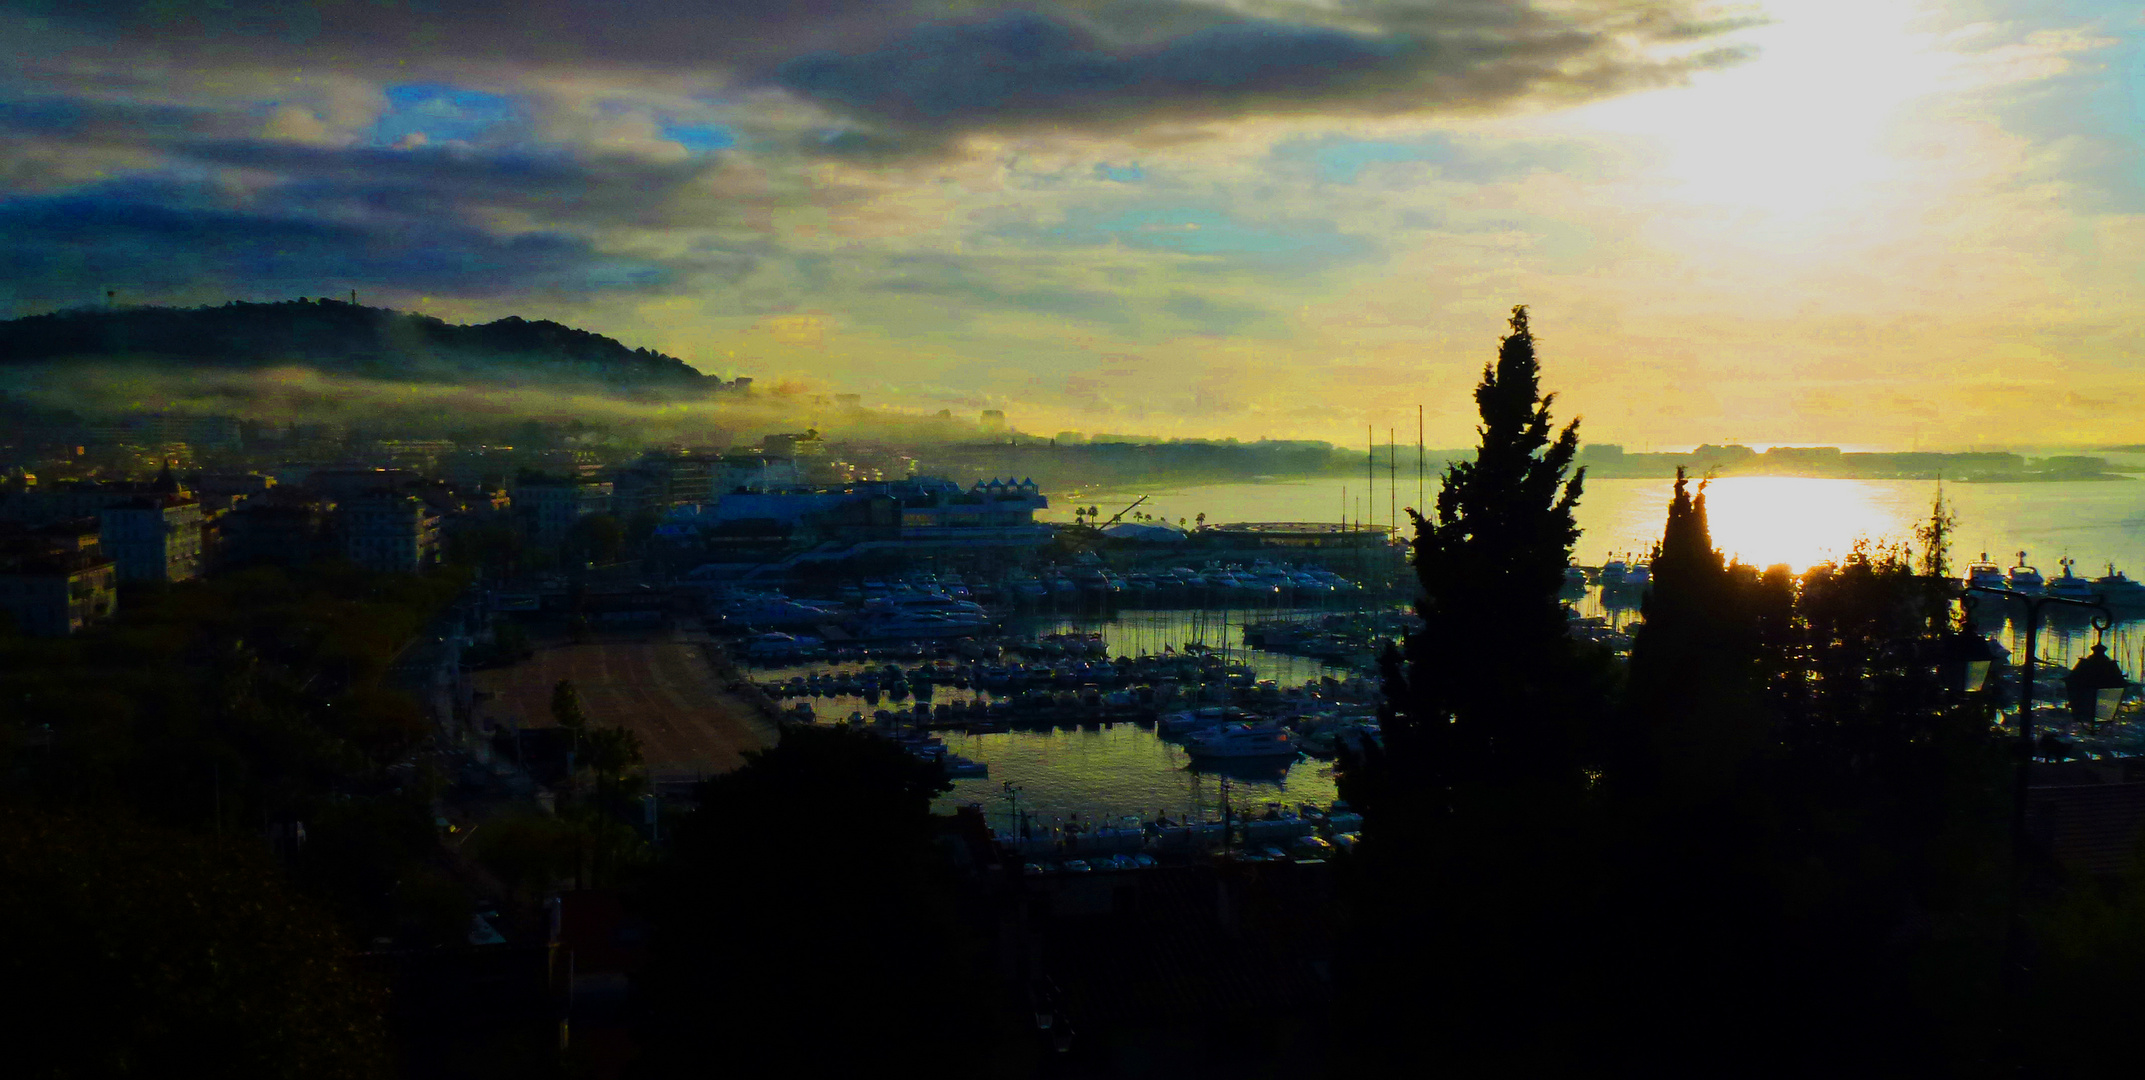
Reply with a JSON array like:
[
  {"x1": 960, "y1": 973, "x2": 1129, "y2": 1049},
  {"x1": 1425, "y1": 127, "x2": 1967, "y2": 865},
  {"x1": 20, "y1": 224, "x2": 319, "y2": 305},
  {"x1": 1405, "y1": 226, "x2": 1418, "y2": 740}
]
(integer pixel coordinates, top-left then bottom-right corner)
[
  {"x1": 636, "y1": 725, "x2": 977, "y2": 1073},
  {"x1": 2, "y1": 807, "x2": 392, "y2": 1078},
  {"x1": 1354, "y1": 304, "x2": 1593, "y2": 810},
  {"x1": 1616, "y1": 468, "x2": 1770, "y2": 802},
  {"x1": 1915, "y1": 480, "x2": 1957, "y2": 581},
  {"x1": 1336, "y1": 306, "x2": 1608, "y2": 1072},
  {"x1": 550, "y1": 679, "x2": 585, "y2": 735}
]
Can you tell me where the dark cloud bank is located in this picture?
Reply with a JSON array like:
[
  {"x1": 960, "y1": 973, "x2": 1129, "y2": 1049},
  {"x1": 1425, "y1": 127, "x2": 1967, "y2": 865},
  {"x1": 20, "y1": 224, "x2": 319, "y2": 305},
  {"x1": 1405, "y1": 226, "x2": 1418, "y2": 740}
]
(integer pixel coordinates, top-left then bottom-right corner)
[{"x1": 0, "y1": 0, "x2": 1751, "y2": 306}]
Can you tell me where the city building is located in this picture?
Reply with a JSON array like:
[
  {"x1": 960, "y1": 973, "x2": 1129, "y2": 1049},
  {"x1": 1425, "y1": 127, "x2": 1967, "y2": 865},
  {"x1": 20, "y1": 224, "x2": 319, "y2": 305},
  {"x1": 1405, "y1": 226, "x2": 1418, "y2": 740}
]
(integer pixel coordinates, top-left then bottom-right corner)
[
  {"x1": 0, "y1": 470, "x2": 205, "y2": 583},
  {"x1": 513, "y1": 476, "x2": 613, "y2": 545},
  {"x1": 338, "y1": 492, "x2": 442, "y2": 572},
  {"x1": 96, "y1": 494, "x2": 206, "y2": 582},
  {"x1": 0, "y1": 519, "x2": 118, "y2": 637},
  {"x1": 610, "y1": 452, "x2": 716, "y2": 518},
  {"x1": 666, "y1": 475, "x2": 1050, "y2": 570},
  {"x1": 221, "y1": 495, "x2": 333, "y2": 570}
]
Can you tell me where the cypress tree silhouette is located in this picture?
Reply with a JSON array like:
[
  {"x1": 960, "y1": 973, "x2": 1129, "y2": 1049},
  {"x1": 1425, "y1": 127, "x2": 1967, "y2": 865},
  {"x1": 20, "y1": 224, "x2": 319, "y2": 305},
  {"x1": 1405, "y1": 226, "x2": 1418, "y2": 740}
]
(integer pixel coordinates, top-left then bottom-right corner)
[
  {"x1": 1350, "y1": 304, "x2": 1589, "y2": 822},
  {"x1": 1618, "y1": 468, "x2": 1767, "y2": 803},
  {"x1": 1336, "y1": 305, "x2": 1609, "y2": 1073}
]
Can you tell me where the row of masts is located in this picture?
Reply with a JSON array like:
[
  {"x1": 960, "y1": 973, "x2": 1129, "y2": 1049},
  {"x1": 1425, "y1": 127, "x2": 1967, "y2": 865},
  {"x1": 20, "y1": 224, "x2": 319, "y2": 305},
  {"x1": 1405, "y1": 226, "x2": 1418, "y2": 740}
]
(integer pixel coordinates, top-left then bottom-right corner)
[{"x1": 1347, "y1": 406, "x2": 1426, "y2": 539}]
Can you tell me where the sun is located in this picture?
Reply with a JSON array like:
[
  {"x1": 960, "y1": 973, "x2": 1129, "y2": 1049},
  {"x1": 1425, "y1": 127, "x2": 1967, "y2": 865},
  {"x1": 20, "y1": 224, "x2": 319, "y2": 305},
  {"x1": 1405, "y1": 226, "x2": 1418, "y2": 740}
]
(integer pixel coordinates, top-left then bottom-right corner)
[{"x1": 1546, "y1": 0, "x2": 1953, "y2": 223}]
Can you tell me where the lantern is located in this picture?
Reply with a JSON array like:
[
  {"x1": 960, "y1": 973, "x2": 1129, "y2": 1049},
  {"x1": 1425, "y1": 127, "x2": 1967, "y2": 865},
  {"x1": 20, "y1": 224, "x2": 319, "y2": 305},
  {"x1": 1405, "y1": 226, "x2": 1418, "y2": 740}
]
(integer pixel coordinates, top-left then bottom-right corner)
[
  {"x1": 1940, "y1": 631, "x2": 2000, "y2": 693},
  {"x1": 2064, "y1": 643, "x2": 2128, "y2": 725}
]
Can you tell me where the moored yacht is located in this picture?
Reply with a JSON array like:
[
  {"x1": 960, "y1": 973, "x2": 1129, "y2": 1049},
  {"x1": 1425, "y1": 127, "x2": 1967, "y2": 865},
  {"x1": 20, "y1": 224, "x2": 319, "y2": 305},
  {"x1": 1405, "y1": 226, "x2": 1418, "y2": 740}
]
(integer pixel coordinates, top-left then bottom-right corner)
[
  {"x1": 1184, "y1": 721, "x2": 1298, "y2": 760},
  {"x1": 2007, "y1": 551, "x2": 2045, "y2": 593},
  {"x1": 2046, "y1": 557, "x2": 2094, "y2": 602},
  {"x1": 2091, "y1": 564, "x2": 2145, "y2": 609},
  {"x1": 1964, "y1": 553, "x2": 2006, "y2": 591}
]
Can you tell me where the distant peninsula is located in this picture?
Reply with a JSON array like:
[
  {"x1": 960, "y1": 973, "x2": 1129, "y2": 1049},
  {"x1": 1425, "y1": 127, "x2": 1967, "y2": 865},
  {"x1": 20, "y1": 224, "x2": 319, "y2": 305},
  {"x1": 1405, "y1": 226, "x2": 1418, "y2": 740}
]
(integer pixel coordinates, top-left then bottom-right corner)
[
  {"x1": 1575, "y1": 444, "x2": 2138, "y2": 483},
  {"x1": 0, "y1": 299, "x2": 747, "y2": 393}
]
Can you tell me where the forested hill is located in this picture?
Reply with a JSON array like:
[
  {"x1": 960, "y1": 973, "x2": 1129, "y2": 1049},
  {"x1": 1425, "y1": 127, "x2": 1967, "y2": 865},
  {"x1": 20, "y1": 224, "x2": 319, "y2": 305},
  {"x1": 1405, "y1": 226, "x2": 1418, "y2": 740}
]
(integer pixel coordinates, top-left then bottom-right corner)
[{"x1": 0, "y1": 299, "x2": 743, "y2": 392}]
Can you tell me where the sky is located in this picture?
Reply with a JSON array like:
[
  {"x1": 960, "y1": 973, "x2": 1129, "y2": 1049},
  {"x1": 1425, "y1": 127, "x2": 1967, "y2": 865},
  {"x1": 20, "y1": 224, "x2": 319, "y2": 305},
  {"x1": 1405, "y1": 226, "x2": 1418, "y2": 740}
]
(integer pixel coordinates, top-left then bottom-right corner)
[{"x1": 1, "y1": 0, "x2": 2138, "y2": 450}]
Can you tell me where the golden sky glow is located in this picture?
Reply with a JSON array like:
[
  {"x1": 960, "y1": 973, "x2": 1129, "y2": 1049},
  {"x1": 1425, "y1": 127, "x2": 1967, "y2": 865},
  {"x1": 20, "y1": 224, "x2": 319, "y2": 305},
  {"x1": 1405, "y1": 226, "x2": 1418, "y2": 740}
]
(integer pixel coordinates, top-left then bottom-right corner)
[{"x1": 1, "y1": 0, "x2": 2137, "y2": 449}]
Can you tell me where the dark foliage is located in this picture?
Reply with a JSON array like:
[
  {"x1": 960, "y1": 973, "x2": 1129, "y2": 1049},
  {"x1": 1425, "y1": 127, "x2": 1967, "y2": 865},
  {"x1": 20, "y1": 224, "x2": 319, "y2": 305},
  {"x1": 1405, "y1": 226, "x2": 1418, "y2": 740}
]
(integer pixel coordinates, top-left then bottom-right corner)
[
  {"x1": 634, "y1": 724, "x2": 989, "y2": 1075},
  {"x1": 1358, "y1": 304, "x2": 1598, "y2": 809},
  {"x1": 0, "y1": 299, "x2": 721, "y2": 389},
  {"x1": 0, "y1": 563, "x2": 471, "y2": 943},
  {"x1": 1338, "y1": 312, "x2": 2021, "y2": 1074},
  {"x1": 1, "y1": 807, "x2": 392, "y2": 1078},
  {"x1": 1336, "y1": 306, "x2": 1615, "y2": 1071}
]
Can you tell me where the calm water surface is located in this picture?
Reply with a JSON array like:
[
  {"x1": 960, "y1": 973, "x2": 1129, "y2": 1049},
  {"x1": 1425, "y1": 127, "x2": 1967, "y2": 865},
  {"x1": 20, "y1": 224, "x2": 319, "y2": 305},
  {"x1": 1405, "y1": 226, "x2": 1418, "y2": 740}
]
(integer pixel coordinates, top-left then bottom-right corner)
[
  {"x1": 1051, "y1": 476, "x2": 2145, "y2": 573},
  {"x1": 758, "y1": 608, "x2": 1354, "y2": 823}
]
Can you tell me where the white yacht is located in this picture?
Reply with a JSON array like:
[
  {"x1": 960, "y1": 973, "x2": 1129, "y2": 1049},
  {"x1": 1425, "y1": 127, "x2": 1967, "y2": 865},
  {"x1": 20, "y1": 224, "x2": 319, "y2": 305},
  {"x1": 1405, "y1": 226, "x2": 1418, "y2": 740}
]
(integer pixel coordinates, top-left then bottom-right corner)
[
  {"x1": 711, "y1": 593, "x2": 844, "y2": 628},
  {"x1": 2046, "y1": 557, "x2": 2095, "y2": 602},
  {"x1": 2092, "y1": 564, "x2": 2145, "y2": 609},
  {"x1": 862, "y1": 592, "x2": 990, "y2": 620},
  {"x1": 1964, "y1": 553, "x2": 2006, "y2": 591},
  {"x1": 857, "y1": 610, "x2": 989, "y2": 640},
  {"x1": 2007, "y1": 551, "x2": 2045, "y2": 593},
  {"x1": 1184, "y1": 721, "x2": 1299, "y2": 761}
]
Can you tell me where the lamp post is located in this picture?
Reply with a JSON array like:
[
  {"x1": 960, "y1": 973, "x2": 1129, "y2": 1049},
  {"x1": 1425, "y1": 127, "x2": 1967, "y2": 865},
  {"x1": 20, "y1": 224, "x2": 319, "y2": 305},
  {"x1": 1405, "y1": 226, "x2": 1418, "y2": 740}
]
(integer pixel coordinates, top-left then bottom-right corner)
[
  {"x1": 1963, "y1": 585, "x2": 2128, "y2": 1000},
  {"x1": 1962, "y1": 586, "x2": 2120, "y2": 756}
]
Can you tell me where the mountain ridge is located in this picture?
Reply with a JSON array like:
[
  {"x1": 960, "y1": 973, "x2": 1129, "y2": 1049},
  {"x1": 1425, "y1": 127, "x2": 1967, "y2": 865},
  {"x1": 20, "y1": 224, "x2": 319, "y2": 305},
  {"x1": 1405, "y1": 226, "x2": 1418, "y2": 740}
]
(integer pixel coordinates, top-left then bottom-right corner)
[{"x1": 0, "y1": 299, "x2": 745, "y2": 393}]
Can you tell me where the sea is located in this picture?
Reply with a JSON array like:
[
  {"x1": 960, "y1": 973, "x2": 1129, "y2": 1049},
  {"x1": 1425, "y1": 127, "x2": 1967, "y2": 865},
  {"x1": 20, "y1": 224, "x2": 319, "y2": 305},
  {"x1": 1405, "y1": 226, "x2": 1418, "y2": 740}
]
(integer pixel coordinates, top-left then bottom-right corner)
[{"x1": 794, "y1": 472, "x2": 2145, "y2": 830}]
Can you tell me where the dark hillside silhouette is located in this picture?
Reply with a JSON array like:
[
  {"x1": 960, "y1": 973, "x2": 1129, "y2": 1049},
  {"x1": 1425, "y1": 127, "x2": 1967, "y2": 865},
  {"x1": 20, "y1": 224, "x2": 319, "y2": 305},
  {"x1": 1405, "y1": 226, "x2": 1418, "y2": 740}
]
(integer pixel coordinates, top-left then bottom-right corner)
[{"x1": 0, "y1": 299, "x2": 741, "y2": 391}]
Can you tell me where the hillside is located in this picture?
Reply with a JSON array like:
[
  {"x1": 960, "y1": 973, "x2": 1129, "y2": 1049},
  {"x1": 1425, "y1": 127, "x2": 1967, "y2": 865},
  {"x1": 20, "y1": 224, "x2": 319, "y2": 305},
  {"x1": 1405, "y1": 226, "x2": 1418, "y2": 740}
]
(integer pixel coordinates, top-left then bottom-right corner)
[{"x1": 0, "y1": 299, "x2": 742, "y2": 392}]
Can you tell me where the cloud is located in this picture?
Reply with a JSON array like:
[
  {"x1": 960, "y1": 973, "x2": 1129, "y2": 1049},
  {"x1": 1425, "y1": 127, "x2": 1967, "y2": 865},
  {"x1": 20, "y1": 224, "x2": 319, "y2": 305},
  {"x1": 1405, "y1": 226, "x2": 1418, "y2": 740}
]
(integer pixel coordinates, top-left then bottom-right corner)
[
  {"x1": 774, "y1": 5, "x2": 1753, "y2": 150},
  {"x1": 14, "y1": 1, "x2": 1754, "y2": 152},
  {"x1": 0, "y1": 179, "x2": 673, "y2": 303}
]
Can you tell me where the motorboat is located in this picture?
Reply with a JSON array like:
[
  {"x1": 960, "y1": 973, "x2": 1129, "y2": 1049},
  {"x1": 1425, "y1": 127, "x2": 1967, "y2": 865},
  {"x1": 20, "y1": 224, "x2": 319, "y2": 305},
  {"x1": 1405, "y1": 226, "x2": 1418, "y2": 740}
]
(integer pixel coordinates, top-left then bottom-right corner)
[
  {"x1": 862, "y1": 592, "x2": 991, "y2": 622},
  {"x1": 855, "y1": 609, "x2": 991, "y2": 640},
  {"x1": 2046, "y1": 558, "x2": 2095, "y2": 602},
  {"x1": 1184, "y1": 721, "x2": 1299, "y2": 760},
  {"x1": 940, "y1": 755, "x2": 988, "y2": 778},
  {"x1": 744, "y1": 632, "x2": 824, "y2": 662},
  {"x1": 1599, "y1": 556, "x2": 1628, "y2": 588},
  {"x1": 1964, "y1": 553, "x2": 2006, "y2": 591},
  {"x1": 1623, "y1": 561, "x2": 1652, "y2": 588},
  {"x1": 2092, "y1": 564, "x2": 2145, "y2": 609},
  {"x1": 2007, "y1": 552, "x2": 2045, "y2": 593},
  {"x1": 711, "y1": 594, "x2": 844, "y2": 629}
]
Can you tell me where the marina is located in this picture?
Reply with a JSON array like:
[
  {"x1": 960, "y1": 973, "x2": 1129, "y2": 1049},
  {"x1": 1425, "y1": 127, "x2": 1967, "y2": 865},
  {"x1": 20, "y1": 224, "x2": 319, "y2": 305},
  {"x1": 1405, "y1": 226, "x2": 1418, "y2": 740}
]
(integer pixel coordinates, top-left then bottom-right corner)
[{"x1": 682, "y1": 471, "x2": 2145, "y2": 858}]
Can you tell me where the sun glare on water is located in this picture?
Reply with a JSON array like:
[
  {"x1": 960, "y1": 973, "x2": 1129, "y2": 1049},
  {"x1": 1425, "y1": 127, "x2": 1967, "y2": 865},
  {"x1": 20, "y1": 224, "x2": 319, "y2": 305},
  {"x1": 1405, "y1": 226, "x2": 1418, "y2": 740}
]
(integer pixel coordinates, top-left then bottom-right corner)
[{"x1": 1699, "y1": 477, "x2": 1914, "y2": 573}]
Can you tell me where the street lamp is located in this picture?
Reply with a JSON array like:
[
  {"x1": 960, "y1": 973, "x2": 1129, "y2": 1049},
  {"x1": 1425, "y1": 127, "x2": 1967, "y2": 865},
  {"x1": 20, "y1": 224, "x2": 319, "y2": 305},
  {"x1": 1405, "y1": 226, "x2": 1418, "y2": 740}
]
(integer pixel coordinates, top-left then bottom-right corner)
[
  {"x1": 1962, "y1": 586, "x2": 2120, "y2": 755},
  {"x1": 1939, "y1": 628, "x2": 2000, "y2": 694},
  {"x1": 1965, "y1": 584, "x2": 2127, "y2": 996},
  {"x1": 2065, "y1": 642, "x2": 2129, "y2": 726}
]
